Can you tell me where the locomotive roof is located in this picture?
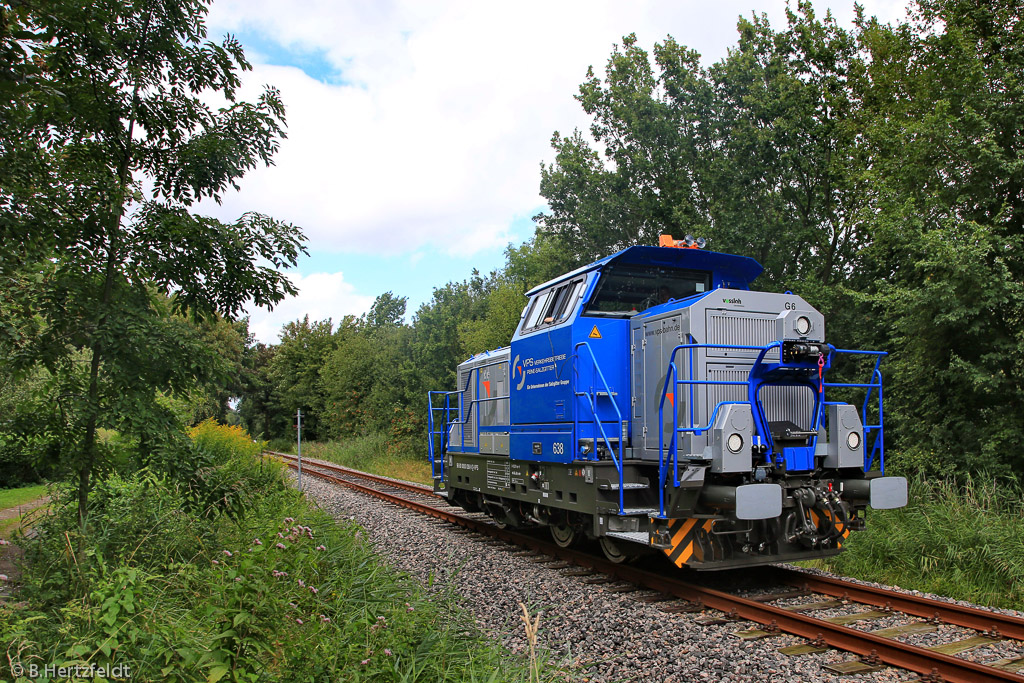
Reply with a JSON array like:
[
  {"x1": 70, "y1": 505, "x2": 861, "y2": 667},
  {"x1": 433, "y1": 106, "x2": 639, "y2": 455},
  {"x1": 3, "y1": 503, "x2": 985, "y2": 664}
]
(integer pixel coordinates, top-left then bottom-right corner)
[{"x1": 524, "y1": 245, "x2": 763, "y2": 296}]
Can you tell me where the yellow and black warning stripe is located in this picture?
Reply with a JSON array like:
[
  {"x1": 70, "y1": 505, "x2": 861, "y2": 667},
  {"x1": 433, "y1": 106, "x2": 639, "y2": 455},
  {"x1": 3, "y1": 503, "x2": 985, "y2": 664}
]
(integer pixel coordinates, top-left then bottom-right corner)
[
  {"x1": 809, "y1": 509, "x2": 851, "y2": 548},
  {"x1": 662, "y1": 517, "x2": 714, "y2": 567}
]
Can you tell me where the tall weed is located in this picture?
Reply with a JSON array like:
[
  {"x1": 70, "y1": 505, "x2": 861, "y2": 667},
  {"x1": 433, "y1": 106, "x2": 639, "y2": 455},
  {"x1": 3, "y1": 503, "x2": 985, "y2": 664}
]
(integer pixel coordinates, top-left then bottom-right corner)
[
  {"x1": 828, "y1": 474, "x2": 1024, "y2": 609},
  {"x1": 1, "y1": 421, "x2": 542, "y2": 682}
]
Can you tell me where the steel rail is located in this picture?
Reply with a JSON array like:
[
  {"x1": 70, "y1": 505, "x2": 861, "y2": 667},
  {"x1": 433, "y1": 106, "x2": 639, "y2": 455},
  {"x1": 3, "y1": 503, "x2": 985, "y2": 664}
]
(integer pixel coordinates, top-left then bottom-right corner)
[
  {"x1": 281, "y1": 459, "x2": 1024, "y2": 683},
  {"x1": 265, "y1": 450, "x2": 436, "y2": 496},
  {"x1": 766, "y1": 565, "x2": 1024, "y2": 641}
]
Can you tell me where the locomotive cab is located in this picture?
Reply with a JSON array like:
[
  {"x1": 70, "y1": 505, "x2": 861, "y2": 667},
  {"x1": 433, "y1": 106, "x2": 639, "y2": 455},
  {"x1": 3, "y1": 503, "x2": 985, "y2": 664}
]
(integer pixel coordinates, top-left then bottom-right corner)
[{"x1": 427, "y1": 236, "x2": 907, "y2": 569}]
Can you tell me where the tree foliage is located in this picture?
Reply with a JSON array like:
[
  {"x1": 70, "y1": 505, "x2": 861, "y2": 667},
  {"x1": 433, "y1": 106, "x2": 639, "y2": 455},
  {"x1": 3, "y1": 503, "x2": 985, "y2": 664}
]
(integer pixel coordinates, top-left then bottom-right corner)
[
  {"x1": 534, "y1": 0, "x2": 1024, "y2": 477},
  {"x1": 226, "y1": 0, "x2": 1023, "y2": 480},
  {"x1": 0, "y1": 0, "x2": 305, "y2": 530}
]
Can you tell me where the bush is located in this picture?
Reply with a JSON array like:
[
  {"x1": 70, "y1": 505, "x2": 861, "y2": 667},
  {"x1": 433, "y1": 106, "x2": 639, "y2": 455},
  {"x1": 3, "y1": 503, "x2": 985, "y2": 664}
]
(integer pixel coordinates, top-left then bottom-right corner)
[{"x1": 1, "y1": 422, "x2": 539, "y2": 682}]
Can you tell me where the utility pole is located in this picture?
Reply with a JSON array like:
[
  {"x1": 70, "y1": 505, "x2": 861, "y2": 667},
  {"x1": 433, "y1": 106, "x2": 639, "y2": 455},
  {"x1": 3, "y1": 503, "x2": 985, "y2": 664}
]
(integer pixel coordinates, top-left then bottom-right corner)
[{"x1": 296, "y1": 408, "x2": 303, "y2": 491}]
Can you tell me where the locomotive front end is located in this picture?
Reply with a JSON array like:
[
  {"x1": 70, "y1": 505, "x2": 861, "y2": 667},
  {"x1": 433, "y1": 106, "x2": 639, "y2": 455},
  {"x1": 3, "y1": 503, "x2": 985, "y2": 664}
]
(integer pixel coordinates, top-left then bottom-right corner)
[{"x1": 634, "y1": 285, "x2": 907, "y2": 568}]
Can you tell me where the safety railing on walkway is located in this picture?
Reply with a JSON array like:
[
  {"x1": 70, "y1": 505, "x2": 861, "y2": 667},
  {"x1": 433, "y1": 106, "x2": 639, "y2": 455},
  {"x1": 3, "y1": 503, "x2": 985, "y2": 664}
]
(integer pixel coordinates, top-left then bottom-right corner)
[
  {"x1": 655, "y1": 340, "x2": 887, "y2": 517},
  {"x1": 426, "y1": 358, "x2": 509, "y2": 480}
]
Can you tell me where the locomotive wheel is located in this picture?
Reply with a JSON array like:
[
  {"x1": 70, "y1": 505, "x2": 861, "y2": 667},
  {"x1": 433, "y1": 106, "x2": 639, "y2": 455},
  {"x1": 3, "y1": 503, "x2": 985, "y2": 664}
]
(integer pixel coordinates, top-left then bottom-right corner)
[
  {"x1": 550, "y1": 522, "x2": 578, "y2": 548},
  {"x1": 598, "y1": 536, "x2": 637, "y2": 564}
]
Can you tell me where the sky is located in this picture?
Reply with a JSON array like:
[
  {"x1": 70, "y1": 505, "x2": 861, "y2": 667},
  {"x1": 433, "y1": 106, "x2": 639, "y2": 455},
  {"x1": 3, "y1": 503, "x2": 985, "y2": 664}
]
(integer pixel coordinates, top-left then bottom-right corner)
[{"x1": 200, "y1": 0, "x2": 913, "y2": 344}]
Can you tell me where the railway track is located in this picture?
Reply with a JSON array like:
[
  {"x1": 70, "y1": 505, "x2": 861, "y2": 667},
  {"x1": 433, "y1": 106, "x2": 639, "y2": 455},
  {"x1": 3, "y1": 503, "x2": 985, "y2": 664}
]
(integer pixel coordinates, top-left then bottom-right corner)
[{"x1": 266, "y1": 451, "x2": 1024, "y2": 683}]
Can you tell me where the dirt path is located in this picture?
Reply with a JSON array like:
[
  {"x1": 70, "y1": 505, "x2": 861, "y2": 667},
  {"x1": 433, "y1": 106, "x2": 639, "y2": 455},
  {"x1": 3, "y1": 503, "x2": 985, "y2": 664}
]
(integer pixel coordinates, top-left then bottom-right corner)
[
  {"x1": 1, "y1": 495, "x2": 50, "y2": 602},
  {"x1": 0, "y1": 495, "x2": 50, "y2": 522}
]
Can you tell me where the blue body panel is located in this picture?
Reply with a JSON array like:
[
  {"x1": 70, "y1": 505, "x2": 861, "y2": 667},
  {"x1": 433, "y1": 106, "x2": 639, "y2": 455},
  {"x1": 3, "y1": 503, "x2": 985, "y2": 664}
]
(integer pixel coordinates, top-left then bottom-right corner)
[{"x1": 503, "y1": 247, "x2": 762, "y2": 464}]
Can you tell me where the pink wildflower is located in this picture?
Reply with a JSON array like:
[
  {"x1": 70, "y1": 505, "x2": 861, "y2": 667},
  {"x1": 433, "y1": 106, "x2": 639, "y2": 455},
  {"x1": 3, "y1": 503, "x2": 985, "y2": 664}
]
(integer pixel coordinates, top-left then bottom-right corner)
[
  {"x1": 222, "y1": 550, "x2": 233, "y2": 557},
  {"x1": 361, "y1": 659, "x2": 370, "y2": 665},
  {"x1": 309, "y1": 586, "x2": 318, "y2": 594},
  {"x1": 284, "y1": 517, "x2": 294, "y2": 523},
  {"x1": 288, "y1": 602, "x2": 297, "y2": 609},
  {"x1": 0, "y1": 539, "x2": 9, "y2": 546},
  {"x1": 320, "y1": 615, "x2": 331, "y2": 623},
  {"x1": 316, "y1": 544, "x2": 326, "y2": 551},
  {"x1": 252, "y1": 538, "x2": 262, "y2": 546},
  {"x1": 384, "y1": 649, "x2": 392, "y2": 656},
  {"x1": 297, "y1": 578, "x2": 305, "y2": 588},
  {"x1": 211, "y1": 559, "x2": 220, "y2": 565},
  {"x1": 276, "y1": 543, "x2": 286, "y2": 550},
  {"x1": 296, "y1": 618, "x2": 303, "y2": 625},
  {"x1": 0, "y1": 574, "x2": 8, "y2": 582},
  {"x1": 234, "y1": 577, "x2": 242, "y2": 582}
]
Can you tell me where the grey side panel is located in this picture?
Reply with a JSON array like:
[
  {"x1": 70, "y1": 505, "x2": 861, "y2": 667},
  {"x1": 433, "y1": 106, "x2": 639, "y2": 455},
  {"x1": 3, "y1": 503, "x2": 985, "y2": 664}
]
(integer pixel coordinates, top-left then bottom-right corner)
[{"x1": 825, "y1": 404, "x2": 863, "y2": 468}]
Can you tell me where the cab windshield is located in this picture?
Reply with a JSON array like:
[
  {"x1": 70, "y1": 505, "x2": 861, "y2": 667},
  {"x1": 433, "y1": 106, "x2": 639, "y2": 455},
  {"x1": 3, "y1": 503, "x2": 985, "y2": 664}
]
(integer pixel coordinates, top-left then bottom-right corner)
[{"x1": 582, "y1": 263, "x2": 711, "y2": 317}]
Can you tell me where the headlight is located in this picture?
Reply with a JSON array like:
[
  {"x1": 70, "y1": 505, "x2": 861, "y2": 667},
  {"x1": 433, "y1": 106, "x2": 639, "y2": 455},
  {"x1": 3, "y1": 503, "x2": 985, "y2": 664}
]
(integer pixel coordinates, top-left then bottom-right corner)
[
  {"x1": 727, "y1": 433, "x2": 744, "y2": 453},
  {"x1": 846, "y1": 431, "x2": 861, "y2": 450},
  {"x1": 795, "y1": 316, "x2": 811, "y2": 336}
]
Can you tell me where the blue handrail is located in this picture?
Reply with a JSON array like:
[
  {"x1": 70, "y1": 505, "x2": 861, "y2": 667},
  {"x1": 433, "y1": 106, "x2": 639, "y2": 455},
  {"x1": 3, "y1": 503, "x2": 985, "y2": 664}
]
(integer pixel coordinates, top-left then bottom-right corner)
[
  {"x1": 824, "y1": 348, "x2": 887, "y2": 473},
  {"x1": 427, "y1": 390, "x2": 459, "y2": 479},
  {"x1": 573, "y1": 341, "x2": 625, "y2": 515},
  {"x1": 426, "y1": 358, "x2": 510, "y2": 479},
  {"x1": 655, "y1": 341, "x2": 887, "y2": 516}
]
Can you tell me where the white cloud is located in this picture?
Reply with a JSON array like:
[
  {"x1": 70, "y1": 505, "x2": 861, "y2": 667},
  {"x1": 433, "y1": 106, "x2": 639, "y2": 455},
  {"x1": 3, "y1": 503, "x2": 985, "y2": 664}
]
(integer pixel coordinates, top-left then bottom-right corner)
[
  {"x1": 200, "y1": 0, "x2": 913, "y2": 262},
  {"x1": 246, "y1": 271, "x2": 375, "y2": 344}
]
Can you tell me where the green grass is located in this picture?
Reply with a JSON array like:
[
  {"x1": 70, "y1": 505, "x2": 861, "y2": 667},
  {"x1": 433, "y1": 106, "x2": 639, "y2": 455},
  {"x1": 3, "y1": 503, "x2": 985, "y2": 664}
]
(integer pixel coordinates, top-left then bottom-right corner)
[
  {"x1": 824, "y1": 474, "x2": 1024, "y2": 610},
  {"x1": 0, "y1": 483, "x2": 48, "y2": 510},
  {"x1": 2, "y1": 423, "x2": 545, "y2": 682},
  {"x1": 281, "y1": 433, "x2": 434, "y2": 485}
]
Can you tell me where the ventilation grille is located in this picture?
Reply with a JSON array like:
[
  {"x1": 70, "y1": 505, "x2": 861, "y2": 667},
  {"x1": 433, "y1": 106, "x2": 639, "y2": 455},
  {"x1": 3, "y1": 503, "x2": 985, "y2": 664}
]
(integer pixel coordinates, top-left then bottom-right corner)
[
  {"x1": 459, "y1": 367, "x2": 476, "y2": 446},
  {"x1": 706, "y1": 313, "x2": 779, "y2": 359},
  {"x1": 706, "y1": 366, "x2": 814, "y2": 431},
  {"x1": 706, "y1": 366, "x2": 748, "y2": 421},
  {"x1": 761, "y1": 385, "x2": 815, "y2": 431}
]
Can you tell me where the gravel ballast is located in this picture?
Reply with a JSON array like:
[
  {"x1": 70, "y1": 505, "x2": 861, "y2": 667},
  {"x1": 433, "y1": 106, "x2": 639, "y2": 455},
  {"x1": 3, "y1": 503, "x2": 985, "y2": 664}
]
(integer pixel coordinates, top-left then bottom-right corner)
[{"x1": 288, "y1": 467, "x2": 972, "y2": 683}]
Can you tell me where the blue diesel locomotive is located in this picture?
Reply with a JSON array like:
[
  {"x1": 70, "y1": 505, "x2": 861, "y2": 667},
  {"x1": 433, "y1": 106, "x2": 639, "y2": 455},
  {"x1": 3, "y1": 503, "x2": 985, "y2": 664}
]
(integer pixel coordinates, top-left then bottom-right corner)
[{"x1": 427, "y1": 236, "x2": 907, "y2": 569}]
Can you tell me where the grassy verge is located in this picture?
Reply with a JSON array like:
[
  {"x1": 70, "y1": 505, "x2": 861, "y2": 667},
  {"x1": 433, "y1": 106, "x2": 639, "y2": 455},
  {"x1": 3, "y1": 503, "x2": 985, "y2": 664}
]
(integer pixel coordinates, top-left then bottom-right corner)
[
  {"x1": 0, "y1": 484, "x2": 47, "y2": 510},
  {"x1": 0, "y1": 421, "x2": 543, "y2": 682},
  {"x1": 279, "y1": 433, "x2": 433, "y2": 485},
  {"x1": 823, "y1": 475, "x2": 1024, "y2": 611}
]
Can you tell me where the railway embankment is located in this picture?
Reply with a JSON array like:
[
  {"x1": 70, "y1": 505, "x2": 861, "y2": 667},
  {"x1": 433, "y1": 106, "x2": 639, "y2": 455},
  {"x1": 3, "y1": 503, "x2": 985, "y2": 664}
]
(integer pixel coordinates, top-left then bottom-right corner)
[
  {"x1": 276, "y1": 436, "x2": 1024, "y2": 616},
  {"x1": 287, "y1": 458, "x2": 888, "y2": 682},
  {"x1": 285, "y1": 454, "x2": 1024, "y2": 682}
]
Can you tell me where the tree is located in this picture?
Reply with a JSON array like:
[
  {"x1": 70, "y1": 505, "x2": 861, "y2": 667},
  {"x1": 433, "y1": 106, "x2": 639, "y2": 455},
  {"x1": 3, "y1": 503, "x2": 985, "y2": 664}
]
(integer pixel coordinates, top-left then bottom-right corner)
[
  {"x1": 269, "y1": 316, "x2": 335, "y2": 441},
  {"x1": 854, "y1": 0, "x2": 1024, "y2": 476},
  {"x1": 0, "y1": 0, "x2": 305, "y2": 533},
  {"x1": 537, "y1": 4, "x2": 871, "y2": 297}
]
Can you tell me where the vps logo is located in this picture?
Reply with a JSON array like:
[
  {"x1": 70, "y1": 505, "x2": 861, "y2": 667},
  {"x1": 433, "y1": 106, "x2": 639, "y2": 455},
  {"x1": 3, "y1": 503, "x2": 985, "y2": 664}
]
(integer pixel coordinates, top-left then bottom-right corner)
[{"x1": 513, "y1": 354, "x2": 526, "y2": 390}]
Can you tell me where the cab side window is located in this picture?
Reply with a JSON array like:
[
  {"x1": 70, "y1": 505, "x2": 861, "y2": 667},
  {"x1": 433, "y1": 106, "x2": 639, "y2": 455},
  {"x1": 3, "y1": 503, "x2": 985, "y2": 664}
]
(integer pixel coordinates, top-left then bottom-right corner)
[{"x1": 521, "y1": 278, "x2": 585, "y2": 334}]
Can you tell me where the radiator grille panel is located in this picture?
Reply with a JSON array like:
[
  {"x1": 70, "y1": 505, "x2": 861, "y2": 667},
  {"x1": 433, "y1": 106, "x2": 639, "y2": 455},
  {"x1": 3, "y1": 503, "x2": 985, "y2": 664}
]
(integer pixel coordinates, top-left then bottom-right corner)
[
  {"x1": 761, "y1": 385, "x2": 814, "y2": 431},
  {"x1": 706, "y1": 313, "x2": 779, "y2": 359},
  {"x1": 706, "y1": 365, "x2": 814, "y2": 431}
]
